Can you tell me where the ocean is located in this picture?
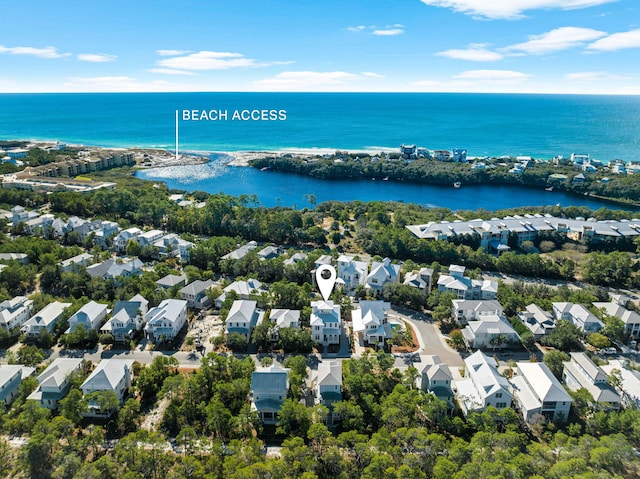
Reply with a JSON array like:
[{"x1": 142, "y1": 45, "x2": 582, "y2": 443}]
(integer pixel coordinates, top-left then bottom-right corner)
[{"x1": 1, "y1": 92, "x2": 639, "y2": 209}]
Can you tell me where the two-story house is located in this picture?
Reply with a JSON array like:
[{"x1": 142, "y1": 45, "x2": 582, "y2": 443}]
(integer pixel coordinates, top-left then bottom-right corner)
[
  {"x1": 269, "y1": 309, "x2": 300, "y2": 341},
  {"x1": 518, "y1": 304, "x2": 556, "y2": 340},
  {"x1": 337, "y1": 254, "x2": 368, "y2": 292},
  {"x1": 21, "y1": 302, "x2": 72, "y2": 339},
  {"x1": 416, "y1": 355, "x2": 454, "y2": 409},
  {"x1": 225, "y1": 300, "x2": 264, "y2": 341},
  {"x1": 403, "y1": 267, "x2": 434, "y2": 294},
  {"x1": 451, "y1": 299, "x2": 504, "y2": 324},
  {"x1": 351, "y1": 300, "x2": 391, "y2": 347},
  {"x1": 100, "y1": 294, "x2": 148, "y2": 342},
  {"x1": 66, "y1": 301, "x2": 108, "y2": 334},
  {"x1": 456, "y1": 351, "x2": 512, "y2": 416},
  {"x1": 510, "y1": 362, "x2": 572, "y2": 425},
  {"x1": 461, "y1": 315, "x2": 520, "y2": 350},
  {"x1": 310, "y1": 300, "x2": 341, "y2": 346},
  {"x1": 593, "y1": 299, "x2": 640, "y2": 339},
  {"x1": 563, "y1": 352, "x2": 621, "y2": 411},
  {"x1": 144, "y1": 299, "x2": 187, "y2": 342},
  {"x1": 81, "y1": 359, "x2": 134, "y2": 417},
  {"x1": 0, "y1": 296, "x2": 33, "y2": 331},
  {"x1": 250, "y1": 366, "x2": 289, "y2": 424},
  {"x1": 314, "y1": 361, "x2": 342, "y2": 414},
  {"x1": 179, "y1": 279, "x2": 214, "y2": 309},
  {"x1": 366, "y1": 258, "x2": 400, "y2": 295},
  {"x1": 437, "y1": 265, "x2": 498, "y2": 300},
  {"x1": 0, "y1": 365, "x2": 35, "y2": 407},
  {"x1": 27, "y1": 358, "x2": 83, "y2": 409},
  {"x1": 552, "y1": 302, "x2": 603, "y2": 333},
  {"x1": 215, "y1": 278, "x2": 264, "y2": 308}
]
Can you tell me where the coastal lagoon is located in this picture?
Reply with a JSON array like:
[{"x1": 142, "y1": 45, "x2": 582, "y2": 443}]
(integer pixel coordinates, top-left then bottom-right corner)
[{"x1": 135, "y1": 154, "x2": 632, "y2": 211}]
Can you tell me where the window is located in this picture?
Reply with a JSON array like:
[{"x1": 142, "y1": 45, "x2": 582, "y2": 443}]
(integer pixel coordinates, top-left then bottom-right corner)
[
  {"x1": 496, "y1": 402, "x2": 507, "y2": 408},
  {"x1": 495, "y1": 393, "x2": 502, "y2": 398}
]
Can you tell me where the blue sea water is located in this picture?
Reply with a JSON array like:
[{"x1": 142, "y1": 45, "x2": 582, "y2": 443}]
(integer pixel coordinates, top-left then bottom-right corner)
[{"x1": 1, "y1": 92, "x2": 639, "y2": 210}]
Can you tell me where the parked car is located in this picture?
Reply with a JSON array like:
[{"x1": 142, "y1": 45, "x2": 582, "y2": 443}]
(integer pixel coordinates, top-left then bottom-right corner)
[{"x1": 601, "y1": 347, "x2": 617, "y2": 355}]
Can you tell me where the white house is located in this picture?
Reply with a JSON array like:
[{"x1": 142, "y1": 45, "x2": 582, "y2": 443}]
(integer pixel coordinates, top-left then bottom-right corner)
[
  {"x1": 314, "y1": 361, "x2": 342, "y2": 409},
  {"x1": 455, "y1": 351, "x2": 512, "y2": 416},
  {"x1": 284, "y1": 252, "x2": 307, "y2": 267},
  {"x1": 215, "y1": 278, "x2": 264, "y2": 308},
  {"x1": 144, "y1": 299, "x2": 187, "y2": 342},
  {"x1": 552, "y1": 302, "x2": 604, "y2": 333},
  {"x1": 114, "y1": 227, "x2": 143, "y2": 252},
  {"x1": 100, "y1": 294, "x2": 149, "y2": 342},
  {"x1": 66, "y1": 301, "x2": 108, "y2": 334},
  {"x1": 59, "y1": 252, "x2": 93, "y2": 273},
  {"x1": 86, "y1": 258, "x2": 143, "y2": 281},
  {"x1": 269, "y1": 309, "x2": 300, "y2": 341},
  {"x1": 155, "y1": 273, "x2": 188, "y2": 289},
  {"x1": 351, "y1": 300, "x2": 391, "y2": 346},
  {"x1": 438, "y1": 265, "x2": 498, "y2": 300},
  {"x1": 81, "y1": 359, "x2": 134, "y2": 417},
  {"x1": 222, "y1": 241, "x2": 258, "y2": 260},
  {"x1": 416, "y1": 355, "x2": 454, "y2": 408},
  {"x1": 225, "y1": 300, "x2": 264, "y2": 340},
  {"x1": 179, "y1": 279, "x2": 214, "y2": 309},
  {"x1": 251, "y1": 366, "x2": 289, "y2": 424},
  {"x1": 27, "y1": 358, "x2": 83, "y2": 409},
  {"x1": 452, "y1": 299, "x2": 504, "y2": 324},
  {"x1": 518, "y1": 304, "x2": 556, "y2": 340},
  {"x1": 601, "y1": 359, "x2": 640, "y2": 408},
  {"x1": 510, "y1": 362, "x2": 572, "y2": 425},
  {"x1": 310, "y1": 300, "x2": 341, "y2": 346},
  {"x1": 21, "y1": 302, "x2": 72, "y2": 339},
  {"x1": 592, "y1": 300, "x2": 640, "y2": 339},
  {"x1": 403, "y1": 267, "x2": 434, "y2": 294},
  {"x1": 337, "y1": 254, "x2": 368, "y2": 292},
  {"x1": 0, "y1": 365, "x2": 35, "y2": 407},
  {"x1": 366, "y1": 258, "x2": 400, "y2": 294},
  {"x1": 563, "y1": 352, "x2": 621, "y2": 411},
  {"x1": 461, "y1": 315, "x2": 520, "y2": 350},
  {"x1": 0, "y1": 296, "x2": 33, "y2": 331}
]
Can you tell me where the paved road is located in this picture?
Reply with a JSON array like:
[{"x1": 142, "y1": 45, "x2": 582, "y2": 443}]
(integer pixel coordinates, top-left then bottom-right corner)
[{"x1": 390, "y1": 307, "x2": 464, "y2": 368}]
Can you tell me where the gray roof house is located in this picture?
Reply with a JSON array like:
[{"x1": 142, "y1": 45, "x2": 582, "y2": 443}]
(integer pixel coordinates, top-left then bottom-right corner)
[
  {"x1": 179, "y1": 279, "x2": 214, "y2": 309},
  {"x1": 27, "y1": 358, "x2": 83, "y2": 409},
  {"x1": 416, "y1": 355, "x2": 453, "y2": 409},
  {"x1": 156, "y1": 273, "x2": 188, "y2": 289},
  {"x1": 59, "y1": 252, "x2": 93, "y2": 273},
  {"x1": 66, "y1": 301, "x2": 108, "y2": 334},
  {"x1": 86, "y1": 258, "x2": 143, "y2": 281},
  {"x1": 144, "y1": 299, "x2": 188, "y2": 342},
  {"x1": 461, "y1": 314, "x2": 520, "y2": 350},
  {"x1": 510, "y1": 362, "x2": 572, "y2": 425},
  {"x1": 593, "y1": 300, "x2": 640, "y2": 339},
  {"x1": 0, "y1": 365, "x2": 35, "y2": 407},
  {"x1": 221, "y1": 241, "x2": 258, "y2": 260},
  {"x1": 225, "y1": 300, "x2": 264, "y2": 340},
  {"x1": 518, "y1": 304, "x2": 556, "y2": 340},
  {"x1": 0, "y1": 296, "x2": 33, "y2": 331},
  {"x1": 366, "y1": 258, "x2": 400, "y2": 294},
  {"x1": 215, "y1": 278, "x2": 264, "y2": 308},
  {"x1": 552, "y1": 302, "x2": 604, "y2": 333},
  {"x1": 314, "y1": 361, "x2": 342, "y2": 410},
  {"x1": 351, "y1": 300, "x2": 391, "y2": 347},
  {"x1": 21, "y1": 301, "x2": 72, "y2": 338},
  {"x1": 456, "y1": 351, "x2": 512, "y2": 416},
  {"x1": 563, "y1": 352, "x2": 621, "y2": 411},
  {"x1": 81, "y1": 358, "x2": 134, "y2": 417},
  {"x1": 337, "y1": 254, "x2": 368, "y2": 292},
  {"x1": 403, "y1": 267, "x2": 434, "y2": 294}
]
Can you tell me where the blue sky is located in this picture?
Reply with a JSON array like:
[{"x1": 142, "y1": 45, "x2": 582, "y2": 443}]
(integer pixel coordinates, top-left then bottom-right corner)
[{"x1": 1, "y1": 0, "x2": 639, "y2": 93}]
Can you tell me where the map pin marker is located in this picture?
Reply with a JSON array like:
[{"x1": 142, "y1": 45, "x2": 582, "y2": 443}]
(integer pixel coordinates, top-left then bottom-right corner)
[{"x1": 316, "y1": 264, "x2": 337, "y2": 302}]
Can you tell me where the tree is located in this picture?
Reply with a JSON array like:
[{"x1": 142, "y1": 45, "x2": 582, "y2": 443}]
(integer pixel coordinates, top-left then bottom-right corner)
[
  {"x1": 541, "y1": 320, "x2": 583, "y2": 351},
  {"x1": 543, "y1": 350, "x2": 569, "y2": 379},
  {"x1": 587, "y1": 332, "x2": 610, "y2": 349},
  {"x1": 117, "y1": 398, "x2": 142, "y2": 434},
  {"x1": 125, "y1": 239, "x2": 141, "y2": 257},
  {"x1": 226, "y1": 332, "x2": 248, "y2": 352},
  {"x1": 86, "y1": 390, "x2": 120, "y2": 417},
  {"x1": 17, "y1": 345, "x2": 44, "y2": 366},
  {"x1": 601, "y1": 315, "x2": 626, "y2": 343},
  {"x1": 277, "y1": 399, "x2": 311, "y2": 437},
  {"x1": 59, "y1": 388, "x2": 87, "y2": 424},
  {"x1": 448, "y1": 330, "x2": 466, "y2": 350}
]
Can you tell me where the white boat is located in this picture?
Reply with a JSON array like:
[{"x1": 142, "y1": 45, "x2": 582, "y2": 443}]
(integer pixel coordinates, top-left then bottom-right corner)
[{"x1": 453, "y1": 181, "x2": 461, "y2": 188}]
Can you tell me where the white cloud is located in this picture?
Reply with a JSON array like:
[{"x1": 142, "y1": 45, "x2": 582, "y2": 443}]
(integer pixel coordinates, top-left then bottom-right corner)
[
  {"x1": 252, "y1": 71, "x2": 383, "y2": 91},
  {"x1": 156, "y1": 49, "x2": 192, "y2": 56},
  {"x1": 453, "y1": 69, "x2": 531, "y2": 82},
  {"x1": 503, "y1": 27, "x2": 606, "y2": 54},
  {"x1": 372, "y1": 28, "x2": 404, "y2": 36},
  {"x1": 149, "y1": 68, "x2": 197, "y2": 76},
  {"x1": 77, "y1": 53, "x2": 117, "y2": 63},
  {"x1": 419, "y1": 0, "x2": 616, "y2": 20},
  {"x1": 564, "y1": 71, "x2": 632, "y2": 81},
  {"x1": 157, "y1": 50, "x2": 281, "y2": 71},
  {"x1": 0, "y1": 45, "x2": 69, "y2": 58},
  {"x1": 587, "y1": 29, "x2": 640, "y2": 51},
  {"x1": 437, "y1": 46, "x2": 503, "y2": 61},
  {"x1": 348, "y1": 24, "x2": 404, "y2": 36}
]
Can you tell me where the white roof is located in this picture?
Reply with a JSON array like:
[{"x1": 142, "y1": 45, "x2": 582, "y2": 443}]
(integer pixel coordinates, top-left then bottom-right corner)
[
  {"x1": 464, "y1": 351, "x2": 510, "y2": 400},
  {"x1": 81, "y1": 358, "x2": 133, "y2": 392},
  {"x1": 514, "y1": 362, "x2": 572, "y2": 403},
  {"x1": 316, "y1": 361, "x2": 342, "y2": 387},
  {"x1": 36, "y1": 358, "x2": 83, "y2": 389}
]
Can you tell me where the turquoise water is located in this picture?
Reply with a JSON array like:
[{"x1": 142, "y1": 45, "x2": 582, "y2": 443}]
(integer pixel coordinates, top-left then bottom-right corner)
[
  {"x1": 1, "y1": 93, "x2": 639, "y2": 160},
  {"x1": 1, "y1": 92, "x2": 639, "y2": 210}
]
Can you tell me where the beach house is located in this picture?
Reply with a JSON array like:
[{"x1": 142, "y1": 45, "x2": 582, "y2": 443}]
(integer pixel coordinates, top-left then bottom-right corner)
[
  {"x1": 65, "y1": 301, "x2": 108, "y2": 334},
  {"x1": 21, "y1": 301, "x2": 72, "y2": 339},
  {"x1": 310, "y1": 300, "x2": 342, "y2": 346},
  {"x1": 225, "y1": 300, "x2": 264, "y2": 341},
  {"x1": 510, "y1": 362, "x2": 572, "y2": 425},
  {"x1": 518, "y1": 303, "x2": 556, "y2": 340},
  {"x1": 251, "y1": 366, "x2": 289, "y2": 424},
  {"x1": 0, "y1": 296, "x2": 33, "y2": 331},
  {"x1": 144, "y1": 299, "x2": 187, "y2": 342},
  {"x1": 337, "y1": 254, "x2": 368, "y2": 292},
  {"x1": 351, "y1": 300, "x2": 391, "y2": 347},
  {"x1": 455, "y1": 351, "x2": 512, "y2": 416},
  {"x1": 100, "y1": 294, "x2": 149, "y2": 343},
  {"x1": 0, "y1": 365, "x2": 35, "y2": 407},
  {"x1": 81, "y1": 359, "x2": 134, "y2": 417},
  {"x1": 27, "y1": 358, "x2": 83, "y2": 409},
  {"x1": 552, "y1": 302, "x2": 604, "y2": 333},
  {"x1": 416, "y1": 355, "x2": 454, "y2": 409},
  {"x1": 179, "y1": 279, "x2": 214, "y2": 309},
  {"x1": 366, "y1": 258, "x2": 400, "y2": 295},
  {"x1": 563, "y1": 352, "x2": 621, "y2": 411}
]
